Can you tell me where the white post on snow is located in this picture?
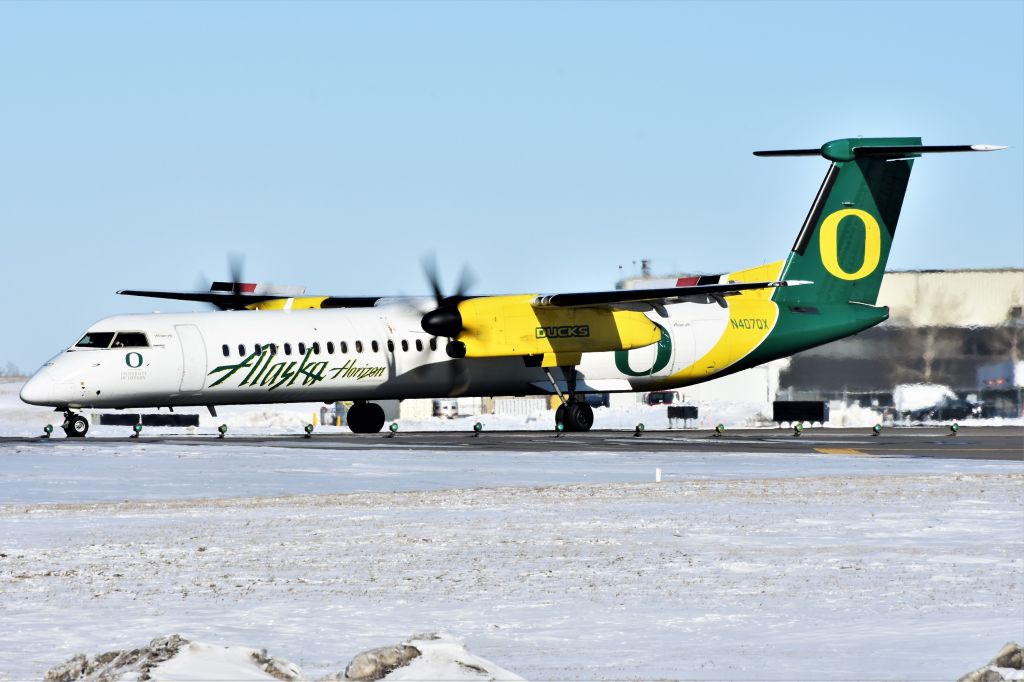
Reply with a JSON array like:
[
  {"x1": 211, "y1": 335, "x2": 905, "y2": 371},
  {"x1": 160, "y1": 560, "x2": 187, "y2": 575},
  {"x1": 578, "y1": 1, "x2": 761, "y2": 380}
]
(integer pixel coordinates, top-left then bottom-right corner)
[{"x1": 655, "y1": 468, "x2": 662, "y2": 483}]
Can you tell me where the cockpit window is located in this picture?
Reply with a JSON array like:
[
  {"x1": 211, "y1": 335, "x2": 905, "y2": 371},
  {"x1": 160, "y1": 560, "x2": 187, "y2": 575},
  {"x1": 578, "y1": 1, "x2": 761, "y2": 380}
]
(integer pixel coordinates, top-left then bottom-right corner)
[
  {"x1": 76, "y1": 332, "x2": 116, "y2": 348},
  {"x1": 112, "y1": 332, "x2": 149, "y2": 348}
]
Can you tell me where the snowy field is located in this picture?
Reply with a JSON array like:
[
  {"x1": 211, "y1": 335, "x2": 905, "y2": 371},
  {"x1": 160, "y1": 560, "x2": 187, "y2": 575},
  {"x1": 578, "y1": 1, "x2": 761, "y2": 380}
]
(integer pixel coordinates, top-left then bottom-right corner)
[
  {"x1": 1, "y1": 439, "x2": 1022, "y2": 680},
  {"x1": 2, "y1": 378, "x2": 1022, "y2": 679}
]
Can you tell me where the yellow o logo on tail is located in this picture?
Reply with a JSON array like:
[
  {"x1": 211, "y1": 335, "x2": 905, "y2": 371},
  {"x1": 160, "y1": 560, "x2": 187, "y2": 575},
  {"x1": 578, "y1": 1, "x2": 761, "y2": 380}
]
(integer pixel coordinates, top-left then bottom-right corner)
[{"x1": 819, "y1": 209, "x2": 881, "y2": 280}]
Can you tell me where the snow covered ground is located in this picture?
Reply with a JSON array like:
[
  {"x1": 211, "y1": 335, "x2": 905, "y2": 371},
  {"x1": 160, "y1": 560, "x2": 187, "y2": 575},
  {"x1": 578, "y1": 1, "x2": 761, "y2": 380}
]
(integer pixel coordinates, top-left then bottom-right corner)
[
  {"x1": 1, "y1": 438, "x2": 1022, "y2": 680},
  {"x1": 2, "y1": 378, "x2": 1022, "y2": 679}
]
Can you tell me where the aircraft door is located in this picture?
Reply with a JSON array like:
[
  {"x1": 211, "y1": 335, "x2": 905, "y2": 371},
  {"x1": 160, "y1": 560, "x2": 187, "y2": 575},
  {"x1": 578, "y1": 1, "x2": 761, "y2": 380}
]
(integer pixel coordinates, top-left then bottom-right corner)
[
  {"x1": 176, "y1": 324, "x2": 208, "y2": 392},
  {"x1": 668, "y1": 319, "x2": 696, "y2": 375}
]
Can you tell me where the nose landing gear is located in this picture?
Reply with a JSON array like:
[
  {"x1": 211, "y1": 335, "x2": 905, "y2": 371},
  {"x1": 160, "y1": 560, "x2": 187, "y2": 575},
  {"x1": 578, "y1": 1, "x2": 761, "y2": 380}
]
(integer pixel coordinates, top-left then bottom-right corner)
[{"x1": 62, "y1": 411, "x2": 89, "y2": 438}]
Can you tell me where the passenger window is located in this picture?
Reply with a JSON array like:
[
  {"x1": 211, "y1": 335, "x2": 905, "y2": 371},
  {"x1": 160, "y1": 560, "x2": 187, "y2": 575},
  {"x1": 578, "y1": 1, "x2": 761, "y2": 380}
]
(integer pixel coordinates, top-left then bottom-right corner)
[
  {"x1": 255, "y1": 343, "x2": 263, "y2": 355},
  {"x1": 387, "y1": 340, "x2": 395, "y2": 353},
  {"x1": 341, "y1": 341, "x2": 348, "y2": 354},
  {"x1": 269, "y1": 343, "x2": 278, "y2": 355},
  {"x1": 312, "y1": 342, "x2": 321, "y2": 355},
  {"x1": 75, "y1": 332, "x2": 115, "y2": 349},
  {"x1": 239, "y1": 344, "x2": 246, "y2": 356},
  {"x1": 298, "y1": 342, "x2": 306, "y2": 355},
  {"x1": 355, "y1": 341, "x2": 363, "y2": 353},
  {"x1": 112, "y1": 332, "x2": 149, "y2": 348},
  {"x1": 429, "y1": 337, "x2": 437, "y2": 351},
  {"x1": 415, "y1": 339, "x2": 423, "y2": 352},
  {"x1": 326, "y1": 341, "x2": 334, "y2": 354},
  {"x1": 284, "y1": 343, "x2": 292, "y2": 356},
  {"x1": 222, "y1": 344, "x2": 230, "y2": 357},
  {"x1": 401, "y1": 340, "x2": 409, "y2": 352},
  {"x1": 371, "y1": 340, "x2": 379, "y2": 353}
]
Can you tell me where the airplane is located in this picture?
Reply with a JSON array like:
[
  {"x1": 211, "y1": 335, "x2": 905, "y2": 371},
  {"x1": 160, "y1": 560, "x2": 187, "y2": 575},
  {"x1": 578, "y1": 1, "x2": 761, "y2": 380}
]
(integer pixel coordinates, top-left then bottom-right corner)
[{"x1": 20, "y1": 136, "x2": 1004, "y2": 437}]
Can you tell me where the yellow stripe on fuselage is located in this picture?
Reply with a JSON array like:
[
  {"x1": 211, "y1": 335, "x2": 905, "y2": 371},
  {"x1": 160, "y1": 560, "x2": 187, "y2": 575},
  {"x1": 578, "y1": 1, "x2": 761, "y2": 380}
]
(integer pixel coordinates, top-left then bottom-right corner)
[
  {"x1": 247, "y1": 297, "x2": 329, "y2": 311},
  {"x1": 666, "y1": 260, "x2": 784, "y2": 384}
]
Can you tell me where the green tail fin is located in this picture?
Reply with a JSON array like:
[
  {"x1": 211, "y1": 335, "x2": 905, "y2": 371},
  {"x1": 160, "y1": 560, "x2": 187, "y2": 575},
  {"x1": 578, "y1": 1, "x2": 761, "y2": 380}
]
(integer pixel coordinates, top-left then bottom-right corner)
[{"x1": 770, "y1": 136, "x2": 921, "y2": 305}]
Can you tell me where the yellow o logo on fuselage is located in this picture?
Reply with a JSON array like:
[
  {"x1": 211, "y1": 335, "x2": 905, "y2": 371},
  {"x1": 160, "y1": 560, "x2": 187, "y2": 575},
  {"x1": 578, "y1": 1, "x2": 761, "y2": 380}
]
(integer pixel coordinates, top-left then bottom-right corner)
[{"x1": 818, "y1": 208, "x2": 881, "y2": 281}]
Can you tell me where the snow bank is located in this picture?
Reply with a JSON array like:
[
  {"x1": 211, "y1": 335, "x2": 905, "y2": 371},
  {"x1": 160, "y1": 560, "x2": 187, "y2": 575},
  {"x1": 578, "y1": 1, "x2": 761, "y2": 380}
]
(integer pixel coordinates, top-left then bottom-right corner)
[
  {"x1": 43, "y1": 634, "x2": 302, "y2": 681},
  {"x1": 43, "y1": 633, "x2": 521, "y2": 682},
  {"x1": 958, "y1": 641, "x2": 1024, "y2": 682},
  {"x1": 347, "y1": 633, "x2": 523, "y2": 681}
]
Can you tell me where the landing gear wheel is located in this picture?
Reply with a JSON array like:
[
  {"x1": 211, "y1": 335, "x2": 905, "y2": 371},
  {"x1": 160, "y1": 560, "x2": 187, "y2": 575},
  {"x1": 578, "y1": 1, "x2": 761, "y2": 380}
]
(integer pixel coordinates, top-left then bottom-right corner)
[
  {"x1": 347, "y1": 402, "x2": 385, "y2": 434},
  {"x1": 63, "y1": 413, "x2": 89, "y2": 438},
  {"x1": 555, "y1": 404, "x2": 566, "y2": 430},
  {"x1": 557, "y1": 403, "x2": 594, "y2": 432}
]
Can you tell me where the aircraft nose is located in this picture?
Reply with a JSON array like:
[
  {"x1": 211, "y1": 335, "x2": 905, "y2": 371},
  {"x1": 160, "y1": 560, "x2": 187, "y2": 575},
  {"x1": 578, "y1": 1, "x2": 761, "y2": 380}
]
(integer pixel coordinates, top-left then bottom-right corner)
[{"x1": 20, "y1": 374, "x2": 54, "y2": 406}]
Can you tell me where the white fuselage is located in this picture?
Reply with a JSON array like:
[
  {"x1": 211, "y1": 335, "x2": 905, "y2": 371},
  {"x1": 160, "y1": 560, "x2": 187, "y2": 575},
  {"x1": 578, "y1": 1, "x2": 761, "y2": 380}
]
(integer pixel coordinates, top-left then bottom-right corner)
[{"x1": 21, "y1": 300, "x2": 736, "y2": 410}]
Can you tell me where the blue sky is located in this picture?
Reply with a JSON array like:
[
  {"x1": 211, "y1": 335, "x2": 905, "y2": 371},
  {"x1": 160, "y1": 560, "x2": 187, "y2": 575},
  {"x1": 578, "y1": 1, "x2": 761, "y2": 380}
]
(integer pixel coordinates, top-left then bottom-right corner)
[{"x1": 2, "y1": 1, "x2": 1021, "y2": 372}]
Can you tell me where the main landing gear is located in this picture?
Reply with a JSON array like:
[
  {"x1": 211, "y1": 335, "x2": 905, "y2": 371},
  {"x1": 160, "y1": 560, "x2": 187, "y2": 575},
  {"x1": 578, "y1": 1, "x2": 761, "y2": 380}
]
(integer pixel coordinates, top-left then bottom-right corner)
[
  {"x1": 555, "y1": 401, "x2": 594, "y2": 432},
  {"x1": 545, "y1": 365, "x2": 594, "y2": 433},
  {"x1": 62, "y1": 411, "x2": 89, "y2": 438},
  {"x1": 347, "y1": 402, "x2": 385, "y2": 434}
]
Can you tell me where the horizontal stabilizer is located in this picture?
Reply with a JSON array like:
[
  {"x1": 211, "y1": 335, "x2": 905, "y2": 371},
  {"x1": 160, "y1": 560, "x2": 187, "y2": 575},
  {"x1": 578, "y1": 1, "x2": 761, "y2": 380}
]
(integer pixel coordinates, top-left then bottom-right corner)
[
  {"x1": 852, "y1": 144, "x2": 1007, "y2": 157},
  {"x1": 755, "y1": 139, "x2": 1006, "y2": 162},
  {"x1": 752, "y1": 149, "x2": 821, "y2": 157}
]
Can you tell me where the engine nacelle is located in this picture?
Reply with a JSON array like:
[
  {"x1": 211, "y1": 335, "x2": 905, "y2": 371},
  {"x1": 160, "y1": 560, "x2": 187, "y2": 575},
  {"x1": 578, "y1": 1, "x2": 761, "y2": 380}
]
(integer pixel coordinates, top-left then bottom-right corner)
[{"x1": 453, "y1": 295, "x2": 661, "y2": 360}]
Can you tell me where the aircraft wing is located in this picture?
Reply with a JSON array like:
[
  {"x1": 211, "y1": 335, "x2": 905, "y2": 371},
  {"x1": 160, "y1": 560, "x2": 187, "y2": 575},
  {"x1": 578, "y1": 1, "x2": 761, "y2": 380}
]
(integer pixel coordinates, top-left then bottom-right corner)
[
  {"x1": 530, "y1": 280, "x2": 810, "y2": 308},
  {"x1": 117, "y1": 289, "x2": 382, "y2": 310}
]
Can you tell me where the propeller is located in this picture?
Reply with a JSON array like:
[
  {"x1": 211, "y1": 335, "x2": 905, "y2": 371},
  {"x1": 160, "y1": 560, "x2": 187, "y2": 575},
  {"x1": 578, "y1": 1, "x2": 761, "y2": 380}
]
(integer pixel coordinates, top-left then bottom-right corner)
[
  {"x1": 227, "y1": 252, "x2": 245, "y2": 295},
  {"x1": 419, "y1": 254, "x2": 476, "y2": 359},
  {"x1": 197, "y1": 253, "x2": 252, "y2": 310},
  {"x1": 412, "y1": 255, "x2": 477, "y2": 395}
]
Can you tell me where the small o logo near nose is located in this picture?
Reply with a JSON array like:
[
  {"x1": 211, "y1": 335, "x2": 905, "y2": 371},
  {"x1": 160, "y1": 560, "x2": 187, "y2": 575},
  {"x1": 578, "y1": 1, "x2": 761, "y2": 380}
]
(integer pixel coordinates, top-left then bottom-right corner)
[{"x1": 125, "y1": 352, "x2": 144, "y2": 368}]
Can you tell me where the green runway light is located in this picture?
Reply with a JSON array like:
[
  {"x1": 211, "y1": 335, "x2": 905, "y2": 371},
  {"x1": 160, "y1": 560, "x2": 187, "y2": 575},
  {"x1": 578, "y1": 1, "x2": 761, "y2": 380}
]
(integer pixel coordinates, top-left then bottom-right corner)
[
  {"x1": 42, "y1": 424, "x2": 53, "y2": 438},
  {"x1": 389, "y1": 422, "x2": 399, "y2": 437},
  {"x1": 555, "y1": 422, "x2": 565, "y2": 434},
  {"x1": 473, "y1": 422, "x2": 483, "y2": 435},
  {"x1": 131, "y1": 423, "x2": 142, "y2": 438},
  {"x1": 872, "y1": 424, "x2": 882, "y2": 436},
  {"x1": 950, "y1": 423, "x2": 959, "y2": 435},
  {"x1": 218, "y1": 424, "x2": 228, "y2": 439},
  {"x1": 304, "y1": 423, "x2": 314, "y2": 438},
  {"x1": 634, "y1": 423, "x2": 645, "y2": 437},
  {"x1": 793, "y1": 422, "x2": 804, "y2": 437},
  {"x1": 714, "y1": 424, "x2": 725, "y2": 437}
]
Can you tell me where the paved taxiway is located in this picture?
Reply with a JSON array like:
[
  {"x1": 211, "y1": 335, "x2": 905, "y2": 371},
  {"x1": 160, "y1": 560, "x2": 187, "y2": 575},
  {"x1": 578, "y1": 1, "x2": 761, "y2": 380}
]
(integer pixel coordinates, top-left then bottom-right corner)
[{"x1": 4, "y1": 426, "x2": 1021, "y2": 460}]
